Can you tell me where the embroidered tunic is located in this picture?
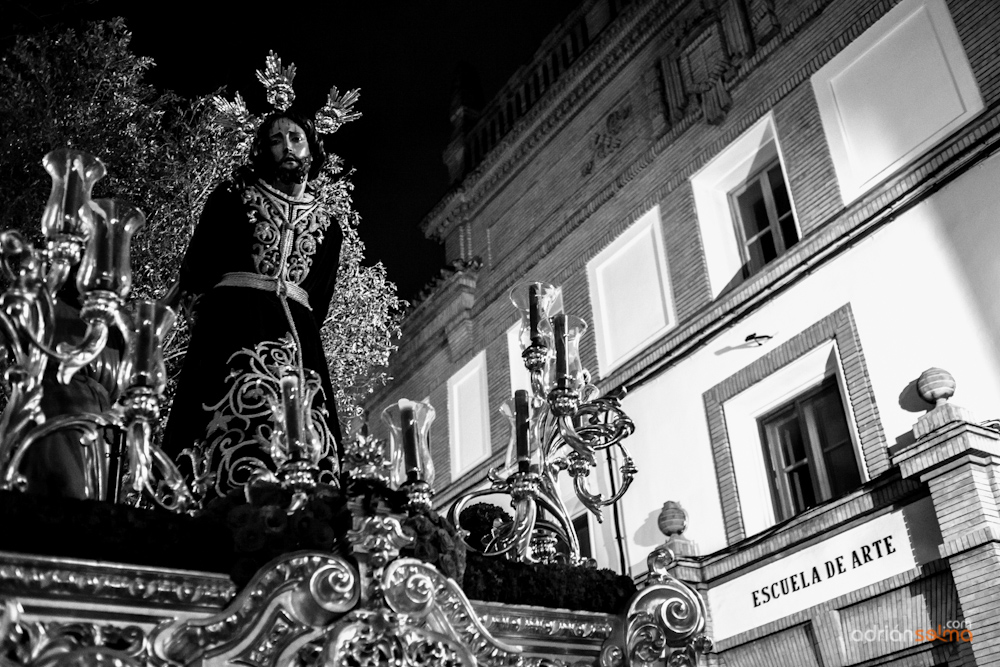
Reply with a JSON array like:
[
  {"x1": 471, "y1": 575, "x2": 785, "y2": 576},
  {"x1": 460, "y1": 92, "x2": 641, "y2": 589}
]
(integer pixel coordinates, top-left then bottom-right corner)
[{"x1": 163, "y1": 178, "x2": 343, "y2": 499}]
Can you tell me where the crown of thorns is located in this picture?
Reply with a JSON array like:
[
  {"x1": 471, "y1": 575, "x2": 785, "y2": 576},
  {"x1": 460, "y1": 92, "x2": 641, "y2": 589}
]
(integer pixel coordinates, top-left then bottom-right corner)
[{"x1": 211, "y1": 51, "x2": 361, "y2": 140}]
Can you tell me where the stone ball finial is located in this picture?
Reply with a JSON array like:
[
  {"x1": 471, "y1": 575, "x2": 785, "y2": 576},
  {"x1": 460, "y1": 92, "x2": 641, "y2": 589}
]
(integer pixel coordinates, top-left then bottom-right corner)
[
  {"x1": 917, "y1": 367, "x2": 956, "y2": 406},
  {"x1": 657, "y1": 500, "x2": 688, "y2": 537}
]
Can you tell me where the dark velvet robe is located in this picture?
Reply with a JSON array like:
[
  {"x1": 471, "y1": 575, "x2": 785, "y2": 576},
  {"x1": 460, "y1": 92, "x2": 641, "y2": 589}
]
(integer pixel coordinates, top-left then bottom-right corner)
[{"x1": 163, "y1": 177, "x2": 342, "y2": 499}]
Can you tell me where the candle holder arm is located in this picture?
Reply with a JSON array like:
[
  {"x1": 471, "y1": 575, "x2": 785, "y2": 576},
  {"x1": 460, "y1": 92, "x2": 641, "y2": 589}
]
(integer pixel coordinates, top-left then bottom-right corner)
[
  {"x1": 144, "y1": 442, "x2": 196, "y2": 513},
  {"x1": 485, "y1": 490, "x2": 537, "y2": 559},
  {"x1": 0, "y1": 410, "x2": 119, "y2": 497},
  {"x1": 532, "y1": 482, "x2": 584, "y2": 561},
  {"x1": 569, "y1": 446, "x2": 638, "y2": 521},
  {"x1": 43, "y1": 236, "x2": 88, "y2": 295},
  {"x1": 0, "y1": 383, "x2": 46, "y2": 488},
  {"x1": 0, "y1": 283, "x2": 60, "y2": 361},
  {"x1": 53, "y1": 294, "x2": 130, "y2": 384},
  {"x1": 556, "y1": 392, "x2": 635, "y2": 455}
]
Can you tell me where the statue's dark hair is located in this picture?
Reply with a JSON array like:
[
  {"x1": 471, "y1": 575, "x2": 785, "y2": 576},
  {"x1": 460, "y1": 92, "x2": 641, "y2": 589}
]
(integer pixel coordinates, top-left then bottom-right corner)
[{"x1": 250, "y1": 110, "x2": 326, "y2": 181}]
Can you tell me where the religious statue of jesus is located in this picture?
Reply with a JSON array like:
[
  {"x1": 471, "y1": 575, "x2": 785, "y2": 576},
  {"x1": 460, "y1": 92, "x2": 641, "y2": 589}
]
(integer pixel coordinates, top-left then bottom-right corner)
[{"x1": 162, "y1": 109, "x2": 345, "y2": 501}]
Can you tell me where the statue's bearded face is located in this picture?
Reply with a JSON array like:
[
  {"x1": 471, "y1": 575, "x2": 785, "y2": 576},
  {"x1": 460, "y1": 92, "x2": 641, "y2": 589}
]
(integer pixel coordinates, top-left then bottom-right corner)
[{"x1": 267, "y1": 118, "x2": 312, "y2": 185}]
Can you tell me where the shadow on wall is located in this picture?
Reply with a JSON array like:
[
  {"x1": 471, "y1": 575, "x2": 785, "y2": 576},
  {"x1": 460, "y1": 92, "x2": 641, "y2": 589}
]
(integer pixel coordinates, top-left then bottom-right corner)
[
  {"x1": 890, "y1": 377, "x2": 935, "y2": 454},
  {"x1": 633, "y1": 507, "x2": 665, "y2": 549},
  {"x1": 926, "y1": 154, "x2": 1000, "y2": 397}
]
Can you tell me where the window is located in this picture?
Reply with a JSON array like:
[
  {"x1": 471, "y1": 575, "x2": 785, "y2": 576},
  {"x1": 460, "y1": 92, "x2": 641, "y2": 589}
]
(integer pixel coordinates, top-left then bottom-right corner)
[
  {"x1": 690, "y1": 113, "x2": 799, "y2": 297},
  {"x1": 811, "y1": 0, "x2": 983, "y2": 203},
  {"x1": 587, "y1": 205, "x2": 676, "y2": 373},
  {"x1": 704, "y1": 304, "x2": 887, "y2": 543},
  {"x1": 572, "y1": 513, "x2": 593, "y2": 559},
  {"x1": 448, "y1": 351, "x2": 491, "y2": 478},
  {"x1": 759, "y1": 378, "x2": 861, "y2": 521},
  {"x1": 730, "y1": 162, "x2": 798, "y2": 277}
]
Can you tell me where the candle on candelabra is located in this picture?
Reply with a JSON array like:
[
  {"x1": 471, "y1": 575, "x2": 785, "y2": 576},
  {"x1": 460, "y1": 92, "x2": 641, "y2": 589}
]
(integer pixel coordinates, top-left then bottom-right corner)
[
  {"x1": 552, "y1": 313, "x2": 568, "y2": 387},
  {"x1": 134, "y1": 307, "x2": 155, "y2": 383},
  {"x1": 77, "y1": 199, "x2": 143, "y2": 297},
  {"x1": 281, "y1": 375, "x2": 304, "y2": 459},
  {"x1": 41, "y1": 150, "x2": 105, "y2": 239},
  {"x1": 514, "y1": 390, "x2": 530, "y2": 473},
  {"x1": 63, "y1": 167, "x2": 83, "y2": 233},
  {"x1": 528, "y1": 283, "x2": 542, "y2": 347},
  {"x1": 399, "y1": 399, "x2": 419, "y2": 482}
]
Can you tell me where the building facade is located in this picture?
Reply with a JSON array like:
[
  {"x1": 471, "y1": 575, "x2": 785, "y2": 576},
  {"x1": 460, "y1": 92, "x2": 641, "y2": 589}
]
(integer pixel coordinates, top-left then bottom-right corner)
[{"x1": 366, "y1": 0, "x2": 1000, "y2": 664}]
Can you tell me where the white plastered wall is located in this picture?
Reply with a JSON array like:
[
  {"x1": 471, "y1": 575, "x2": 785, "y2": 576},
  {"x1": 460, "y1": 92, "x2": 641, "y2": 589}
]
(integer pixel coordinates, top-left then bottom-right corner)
[{"x1": 600, "y1": 152, "x2": 1000, "y2": 574}]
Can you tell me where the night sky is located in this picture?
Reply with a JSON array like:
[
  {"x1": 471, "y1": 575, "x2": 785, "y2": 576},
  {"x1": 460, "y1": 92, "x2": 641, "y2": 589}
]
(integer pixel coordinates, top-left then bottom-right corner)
[{"x1": 5, "y1": 0, "x2": 580, "y2": 301}]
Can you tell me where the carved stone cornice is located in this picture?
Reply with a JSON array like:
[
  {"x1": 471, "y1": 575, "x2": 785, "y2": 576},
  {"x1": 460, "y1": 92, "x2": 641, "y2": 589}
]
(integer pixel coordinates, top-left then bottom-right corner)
[
  {"x1": 373, "y1": 262, "x2": 480, "y2": 397},
  {"x1": 421, "y1": 0, "x2": 678, "y2": 242}
]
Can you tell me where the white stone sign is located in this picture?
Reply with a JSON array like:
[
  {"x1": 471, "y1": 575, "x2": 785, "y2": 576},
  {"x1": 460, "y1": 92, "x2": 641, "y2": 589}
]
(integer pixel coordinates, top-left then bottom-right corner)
[{"x1": 707, "y1": 499, "x2": 939, "y2": 641}]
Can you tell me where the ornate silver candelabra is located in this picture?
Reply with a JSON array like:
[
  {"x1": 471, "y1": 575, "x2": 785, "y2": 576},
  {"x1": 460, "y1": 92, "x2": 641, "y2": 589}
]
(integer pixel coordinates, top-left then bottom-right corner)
[
  {"x1": 0, "y1": 148, "x2": 712, "y2": 667},
  {"x1": 450, "y1": 281, "x2": 637, "y2": 564},
  {"x1": 0, "y1": 148, "x2": 191, "y2": 510}
]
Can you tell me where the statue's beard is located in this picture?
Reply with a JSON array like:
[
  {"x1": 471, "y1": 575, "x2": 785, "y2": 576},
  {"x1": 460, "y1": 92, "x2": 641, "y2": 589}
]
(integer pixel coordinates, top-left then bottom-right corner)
[{"x1": 271, "y1": 155, "x2": 312, "y2": 186}]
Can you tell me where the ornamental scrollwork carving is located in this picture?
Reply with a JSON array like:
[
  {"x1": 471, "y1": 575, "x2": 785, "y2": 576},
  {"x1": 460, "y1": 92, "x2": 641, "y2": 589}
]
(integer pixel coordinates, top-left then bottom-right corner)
[
  {"x1": 653, "y1": 0, "x2": 766, "y2": 129},
  {"x1": 0, "y1": 600, "x2": 147, "y2": 667},
  {"x1": 348, "y1": 512, "x2": 414, "y2": 570},
  {"x1": 581, "y1": 103, "x2": 633, "y2": 177},
  {"x1": 677, "y1": 23, "x2": 732, "y2": 126},
  {"x1": 0, "y1": 558, "x2": 234, "y2": 609},
  {"x1": 323, "y1": 609, "x2": 473, "y2": 667},
  {"x1": 383, "y1": 559, "x2": 524, "y2": 667},
  {"x1": 748, "y1": 0, "x2": 780, "y2": 44},
  {"x1": 149, "y1": 552, "x2": 358, "y2": 667},
  {"x1": 479, "y1": 613, "x2": 614, "y2": 641},
  {"x1": 599, "y1": 548, "x2": 711, "y2": 667}
]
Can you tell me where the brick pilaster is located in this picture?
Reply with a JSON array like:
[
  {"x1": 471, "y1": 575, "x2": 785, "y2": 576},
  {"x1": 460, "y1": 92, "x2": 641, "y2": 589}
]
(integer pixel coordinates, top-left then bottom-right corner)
[{"x1": 892, "y1": 400, "x2": 1000, "y2": 666}]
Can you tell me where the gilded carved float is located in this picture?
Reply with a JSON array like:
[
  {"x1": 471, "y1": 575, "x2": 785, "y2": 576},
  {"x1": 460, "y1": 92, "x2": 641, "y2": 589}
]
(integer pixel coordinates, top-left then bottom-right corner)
[{"x1": 0, "y1": 143, "x2": 711, "y2": 666}]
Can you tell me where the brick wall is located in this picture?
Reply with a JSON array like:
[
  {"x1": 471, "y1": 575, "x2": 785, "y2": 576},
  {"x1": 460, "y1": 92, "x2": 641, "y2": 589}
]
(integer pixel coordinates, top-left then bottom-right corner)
[
  {"x1": 369, "y1": 0, "x2": 1000, "y2": 502},
  {"x1": 702, "y1": 303, "x2": 887, "y2": 544}
]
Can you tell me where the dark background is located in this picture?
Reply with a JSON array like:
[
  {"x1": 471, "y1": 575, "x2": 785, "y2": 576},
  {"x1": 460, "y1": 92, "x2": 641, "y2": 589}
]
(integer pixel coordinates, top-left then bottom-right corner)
[{"x1": 4, "y1": 0, "x2": 580, "y2": 301}]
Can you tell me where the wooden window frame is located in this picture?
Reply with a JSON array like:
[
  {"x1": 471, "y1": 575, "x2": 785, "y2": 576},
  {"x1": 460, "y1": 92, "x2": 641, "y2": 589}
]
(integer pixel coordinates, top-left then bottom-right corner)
[
  {"x1": 702, "y1": 304, "x2": 888, "y2": 544},
  {"x1": 758, "y1": 378, "x2": 860, "y2": 521},
  {"x1": 728, "y1": 160, "x2": 798, "y2": 277}
]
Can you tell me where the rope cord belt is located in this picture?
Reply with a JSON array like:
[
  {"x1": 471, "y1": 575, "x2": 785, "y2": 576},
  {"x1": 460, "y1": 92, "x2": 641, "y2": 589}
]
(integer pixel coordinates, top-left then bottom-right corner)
[{"x1": 214, "y1": 272, "x2": 312, "y2": 311}]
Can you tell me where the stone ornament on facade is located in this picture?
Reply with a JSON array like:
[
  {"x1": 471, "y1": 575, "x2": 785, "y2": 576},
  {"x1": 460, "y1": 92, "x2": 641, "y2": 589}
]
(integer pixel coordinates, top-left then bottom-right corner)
[
  {"x1": 423, "y1": 0, "x2": 676, "y2": 242},
  {"x1": 581, "y1": 102, "x2": 634, "y2": 177},
  {"x1": 678, "y1": 24, "x2": 733, "y2": 126},
  {"x1": 916, "y1": 366, "x2": 957, "y2": 405},
  {"x1": 652, "y1": 0, "x2": 769, "y2": 130},
  {"x1": 747, "y1": 0, "x2": 780, "y2": 44},
  {"x1": 890, "y1": 368, "x2": 1000, "y2": 664},
  {"x1": 909, "y1": 366, "x2": 975, "y2": 443}
]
